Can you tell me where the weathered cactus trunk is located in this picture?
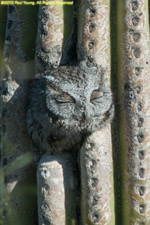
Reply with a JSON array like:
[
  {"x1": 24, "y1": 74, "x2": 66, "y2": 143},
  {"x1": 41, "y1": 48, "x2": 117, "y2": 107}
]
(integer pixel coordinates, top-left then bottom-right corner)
[
  {"x1": 114, "y1": 0, "x2": 150, "y2": 224},
  {"x1": 37, "y1": 153, "x2": 79, "y2": 225}
]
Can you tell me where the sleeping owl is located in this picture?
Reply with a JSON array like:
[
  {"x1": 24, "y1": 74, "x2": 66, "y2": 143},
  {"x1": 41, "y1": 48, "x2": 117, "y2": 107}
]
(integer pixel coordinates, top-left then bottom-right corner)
[{"x1": 26, "y1": 65, "x2": 114, "y2": 154}]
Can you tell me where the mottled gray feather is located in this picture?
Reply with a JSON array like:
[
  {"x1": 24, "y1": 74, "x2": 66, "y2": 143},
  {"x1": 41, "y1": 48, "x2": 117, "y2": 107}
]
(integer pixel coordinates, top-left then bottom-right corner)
[{"x1": 27, "y1": 65, "x2": 114, "y2": 153}]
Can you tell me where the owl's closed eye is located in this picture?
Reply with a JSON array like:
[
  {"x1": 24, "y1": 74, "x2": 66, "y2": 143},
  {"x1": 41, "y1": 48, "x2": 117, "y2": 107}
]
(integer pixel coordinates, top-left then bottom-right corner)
[
  {"x1": 55, "y1": 94, "x2": 75, "y2": 104},
  {"x1": 90, "y1": 88, "x2": 104, "y2": 103}
]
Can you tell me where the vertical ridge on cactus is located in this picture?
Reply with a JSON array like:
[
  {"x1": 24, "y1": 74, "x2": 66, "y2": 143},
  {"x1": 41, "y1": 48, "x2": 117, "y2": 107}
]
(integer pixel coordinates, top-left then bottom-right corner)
[
  {"x1": 116, "y1": 0, "x2": 150, "y2": 224},
  {"x1": 77, "y1": 0, "x2": 115, "y2": 224}
]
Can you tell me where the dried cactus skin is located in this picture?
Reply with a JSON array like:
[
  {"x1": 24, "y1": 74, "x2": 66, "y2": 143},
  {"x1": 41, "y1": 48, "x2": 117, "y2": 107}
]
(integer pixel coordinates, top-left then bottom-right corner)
[
  {"x1": 116, "y1": 0, "x2": 150, "y2": 224},
  {"x1": 77, "y1": 1, "x2": 115, "y2": 224}
]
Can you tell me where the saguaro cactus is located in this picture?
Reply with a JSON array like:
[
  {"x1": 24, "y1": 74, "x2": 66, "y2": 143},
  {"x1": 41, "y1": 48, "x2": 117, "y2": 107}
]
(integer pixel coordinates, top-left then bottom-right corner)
[{"x1": 0, "y1": 0, "x2": 150, "y2": 225}]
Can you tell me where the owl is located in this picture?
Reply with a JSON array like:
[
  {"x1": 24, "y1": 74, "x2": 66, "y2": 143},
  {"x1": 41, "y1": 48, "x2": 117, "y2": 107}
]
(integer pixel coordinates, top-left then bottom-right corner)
[{"x1": 26, "y1": 65, "x2": 114, "y2": 154}]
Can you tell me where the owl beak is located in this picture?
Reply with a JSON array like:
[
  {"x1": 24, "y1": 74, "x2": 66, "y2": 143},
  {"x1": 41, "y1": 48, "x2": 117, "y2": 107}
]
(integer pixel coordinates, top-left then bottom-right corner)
[{"x1": 82, "y1": 111, "x2": 87, "y2": 120}]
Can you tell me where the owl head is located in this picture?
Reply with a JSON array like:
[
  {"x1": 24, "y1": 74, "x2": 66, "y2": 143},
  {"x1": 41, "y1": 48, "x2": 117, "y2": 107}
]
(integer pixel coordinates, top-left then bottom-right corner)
[{"x1": 41, "y1": 65, "x2": 114, "y2": 133}]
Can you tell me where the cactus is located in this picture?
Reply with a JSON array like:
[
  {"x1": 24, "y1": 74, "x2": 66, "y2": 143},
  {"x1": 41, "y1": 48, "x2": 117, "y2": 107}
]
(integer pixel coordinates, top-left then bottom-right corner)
[
  {"x1": 0, "y1": 1, "x2": 150, "y2": 225},
  {"x1": 114, "y1": 0, "x2": 150, "y2": 224},
  {"x1": 77, "y1": 1, "x2": 115, "y2": 224}
]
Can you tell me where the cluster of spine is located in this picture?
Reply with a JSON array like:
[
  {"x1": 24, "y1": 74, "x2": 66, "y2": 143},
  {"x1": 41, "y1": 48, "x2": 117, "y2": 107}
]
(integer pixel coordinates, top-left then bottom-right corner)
[{"x1": 122, "y1": 0, "x2": 150, "y2": 223}]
